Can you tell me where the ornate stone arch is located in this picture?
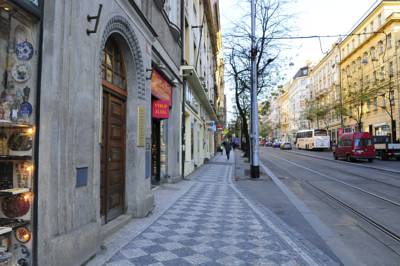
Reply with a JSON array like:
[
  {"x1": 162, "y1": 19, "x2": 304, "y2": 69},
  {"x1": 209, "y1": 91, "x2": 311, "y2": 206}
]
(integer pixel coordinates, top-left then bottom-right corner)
[{"x1": 100, "y1": 16, "x2": 146, "y2": 100}]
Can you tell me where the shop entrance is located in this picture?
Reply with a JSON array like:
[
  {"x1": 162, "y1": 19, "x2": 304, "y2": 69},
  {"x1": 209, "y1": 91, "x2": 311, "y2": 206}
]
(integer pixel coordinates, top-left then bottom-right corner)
[{"x1": 100, "y1": 37, "x2": 127, "y2": 223}]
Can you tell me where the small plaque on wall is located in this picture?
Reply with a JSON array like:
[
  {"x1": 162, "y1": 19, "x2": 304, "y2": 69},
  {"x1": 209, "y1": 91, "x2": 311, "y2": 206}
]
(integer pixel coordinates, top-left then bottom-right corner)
[
  {"x1": 137, "y1": 106, "x2": 145, "y2": 147},
  {"x1": 76, "y1": 167, "x2": 88, "y2": 187}
]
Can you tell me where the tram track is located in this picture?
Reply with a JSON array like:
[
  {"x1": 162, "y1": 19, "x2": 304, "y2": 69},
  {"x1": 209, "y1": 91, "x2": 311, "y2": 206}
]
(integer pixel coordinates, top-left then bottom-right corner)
[
  {"x1": 283, "y1": 149, "x2": 400, "y2": 188},
  {"x1": 306, "y1": 181, "x2": 400, "y2": 250},
  {"x1": 259, "y1": 150, "x2": 400, "y2": 263},
  {"x1": 290, "y1": 149, "x2": 400, "y2": 175},
  {"x1": 267, "y1": 153, "x2": 400, "y2": 208}
]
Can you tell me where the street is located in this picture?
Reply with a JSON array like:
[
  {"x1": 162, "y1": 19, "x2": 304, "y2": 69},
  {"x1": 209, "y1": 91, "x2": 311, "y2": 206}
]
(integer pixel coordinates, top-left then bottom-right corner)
[{"x1": 236, "y1": 147, "x2": 400, "y2": 265}]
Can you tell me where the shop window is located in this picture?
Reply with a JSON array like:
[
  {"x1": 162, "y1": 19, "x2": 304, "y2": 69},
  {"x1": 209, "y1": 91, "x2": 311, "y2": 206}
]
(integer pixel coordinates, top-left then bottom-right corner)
[
  {"x1": 102, "y1": 38, "x2": 127, "y2": 90},
  {"x1": 0, "y1": 1, "x2": 40, "y2": 264}
]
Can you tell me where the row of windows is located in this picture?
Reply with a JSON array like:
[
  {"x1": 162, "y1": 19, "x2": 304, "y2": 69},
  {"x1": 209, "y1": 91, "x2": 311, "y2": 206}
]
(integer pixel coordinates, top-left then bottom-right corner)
[
  {"x1": 342, "y1": 12, "x2": 388, "y2": 57},
  {"x1": 343, "y1": 60, "x2": 395, "y2": 83}
]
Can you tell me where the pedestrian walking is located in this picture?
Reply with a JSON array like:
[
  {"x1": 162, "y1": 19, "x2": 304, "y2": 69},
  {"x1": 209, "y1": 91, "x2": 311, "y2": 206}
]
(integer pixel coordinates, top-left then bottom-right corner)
[{"x1": 223, "y1": 140, "x2": 232, "y2": 160}]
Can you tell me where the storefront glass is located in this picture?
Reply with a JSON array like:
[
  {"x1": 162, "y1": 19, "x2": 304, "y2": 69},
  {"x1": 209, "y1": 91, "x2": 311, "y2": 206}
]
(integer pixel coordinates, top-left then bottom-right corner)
[
  {"x1": 151, "y1": 70, "x2": 171, "y2": 185},
  {"x1": 0, "y1": 1, "x2": 40, "y2": 264}
]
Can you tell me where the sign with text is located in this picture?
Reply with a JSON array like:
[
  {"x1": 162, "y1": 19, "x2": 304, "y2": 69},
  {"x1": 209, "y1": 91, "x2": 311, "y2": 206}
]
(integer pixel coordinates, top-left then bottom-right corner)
[
  {"x1": 152, "y1": 100, "x2": 170, "y2": 119},
  {"x1": 151, "y1": 70, "x2": 172, "y2": 106}
]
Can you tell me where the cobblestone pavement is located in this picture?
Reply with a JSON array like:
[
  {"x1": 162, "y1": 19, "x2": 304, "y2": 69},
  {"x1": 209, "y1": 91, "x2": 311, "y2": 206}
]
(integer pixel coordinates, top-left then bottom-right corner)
[{"x1": 102, "y1": 154, "x2": 336, "y2": 266}]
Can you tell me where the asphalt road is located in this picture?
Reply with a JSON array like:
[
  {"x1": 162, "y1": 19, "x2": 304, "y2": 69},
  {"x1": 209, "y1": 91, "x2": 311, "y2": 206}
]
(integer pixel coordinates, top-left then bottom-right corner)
[{"x1": 235, "y1": 147, "x2": 400, "y2": 266}]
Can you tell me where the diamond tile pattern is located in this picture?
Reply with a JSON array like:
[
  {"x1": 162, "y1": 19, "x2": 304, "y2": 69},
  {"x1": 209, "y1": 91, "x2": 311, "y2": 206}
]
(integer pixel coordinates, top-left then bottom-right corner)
[{"x1": 105, "y1": 162, "x2": 328, "y2": 265}]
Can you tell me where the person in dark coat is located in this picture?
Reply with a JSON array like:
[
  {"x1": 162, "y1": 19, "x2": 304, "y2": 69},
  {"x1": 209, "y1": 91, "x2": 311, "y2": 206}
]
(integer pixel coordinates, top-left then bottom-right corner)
[{"x1": 223, "y1": 140, "x2": 232, "y2": 160}]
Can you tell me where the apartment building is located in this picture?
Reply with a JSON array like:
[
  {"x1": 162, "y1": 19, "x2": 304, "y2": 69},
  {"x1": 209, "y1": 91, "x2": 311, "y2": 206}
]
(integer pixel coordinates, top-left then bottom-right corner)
[
  {"x1": 181, "y1": 0, "x2": 221, "y2": 175},
  {"x1": 339, "y1": 0, "x2": 400, "y2": 141}
]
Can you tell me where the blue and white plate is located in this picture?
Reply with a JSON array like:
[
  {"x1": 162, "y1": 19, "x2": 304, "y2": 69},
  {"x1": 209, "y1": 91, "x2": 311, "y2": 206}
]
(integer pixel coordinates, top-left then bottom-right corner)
[
  {"x1": 11, "y1": 63, "x2": 31, "y2": 83},
  {"x1": 19, "y1": 102, "x2": 33, "y2": 117},
  {"x1": 15, "y1": 41, "x2": 34, "y2": 61}
]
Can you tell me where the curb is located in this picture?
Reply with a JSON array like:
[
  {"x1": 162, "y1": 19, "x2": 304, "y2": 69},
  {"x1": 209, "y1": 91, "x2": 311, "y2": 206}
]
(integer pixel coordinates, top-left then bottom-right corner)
[{"x1": 290, "y1": 150, "x2": 400, "y2": 174}]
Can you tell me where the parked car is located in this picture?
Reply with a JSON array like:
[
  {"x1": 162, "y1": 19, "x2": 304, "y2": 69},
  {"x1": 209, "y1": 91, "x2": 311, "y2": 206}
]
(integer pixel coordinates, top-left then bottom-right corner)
[
  {"x1": 265, "y1": 141, "x2": 273, "y2": 147},
  {"x1": 333, "y1": 132, "x2": 376, "y2": 162},
  {"x1": 273, "y1": 142, "x2": 281, "y2": 148},
  {"x1": 373, "y1": 135, "x2": 400, "y2": 160},
  {"x1": 280, "y1": 142, "x2": 292, "y2": 150}
]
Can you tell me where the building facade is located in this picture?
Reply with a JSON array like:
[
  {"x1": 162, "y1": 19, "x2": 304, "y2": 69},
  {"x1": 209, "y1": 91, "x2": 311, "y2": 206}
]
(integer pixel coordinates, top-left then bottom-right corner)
[
  {"x1": 0, "y1": 0, "x2": 223, "y2": 265},
  {"x1": 181, "y1": 0, "x2": 220, "y2": 176},
  {"x1": 308, "y1": 46, "x2": 342, "y2": 143},
  {"x1": 287, "y1": 67, "x2": 311, "y2": 140},
  {"x1": 268, "y1": 67, "x2": 311, "y2": 143},
  {"x1": 339, "y1": 0, "x2": 400, "y2": 141}
]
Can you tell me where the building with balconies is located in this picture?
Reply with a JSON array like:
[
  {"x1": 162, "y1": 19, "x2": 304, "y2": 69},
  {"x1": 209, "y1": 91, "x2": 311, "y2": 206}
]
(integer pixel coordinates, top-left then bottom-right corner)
[{"x1": 180, "y1": 0, "x2": 221, "y2": 175}]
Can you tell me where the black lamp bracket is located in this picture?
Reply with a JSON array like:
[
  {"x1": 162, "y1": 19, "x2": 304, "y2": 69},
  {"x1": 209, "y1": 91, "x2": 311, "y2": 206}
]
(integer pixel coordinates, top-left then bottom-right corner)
[{"x1": 87, "y1": 4, "x2": 103, "y2": 35}]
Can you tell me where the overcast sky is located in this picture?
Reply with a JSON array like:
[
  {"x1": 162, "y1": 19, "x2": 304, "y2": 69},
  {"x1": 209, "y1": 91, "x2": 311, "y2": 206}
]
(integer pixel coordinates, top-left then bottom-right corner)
[{"x1": 220, "y1": 0, "x2": 378, "y2": 122}]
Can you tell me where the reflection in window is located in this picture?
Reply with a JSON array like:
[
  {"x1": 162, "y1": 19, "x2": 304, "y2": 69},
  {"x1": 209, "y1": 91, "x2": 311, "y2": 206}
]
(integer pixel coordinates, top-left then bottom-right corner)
[{"x1": 102, "y1": 38, "x2": 127, "y2": 89}]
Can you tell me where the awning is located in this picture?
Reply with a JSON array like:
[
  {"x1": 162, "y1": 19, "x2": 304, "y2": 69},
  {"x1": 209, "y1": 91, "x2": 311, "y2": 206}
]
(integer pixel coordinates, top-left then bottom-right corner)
[{"x1": 180, "y1": 65, "x2": 218, "y2": 122}]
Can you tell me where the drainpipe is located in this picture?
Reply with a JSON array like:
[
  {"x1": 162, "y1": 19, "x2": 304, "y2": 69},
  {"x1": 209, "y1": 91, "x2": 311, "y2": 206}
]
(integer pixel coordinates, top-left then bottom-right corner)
[{"x1": 181, "y1": 0, "x2": 186, "y2": 179}]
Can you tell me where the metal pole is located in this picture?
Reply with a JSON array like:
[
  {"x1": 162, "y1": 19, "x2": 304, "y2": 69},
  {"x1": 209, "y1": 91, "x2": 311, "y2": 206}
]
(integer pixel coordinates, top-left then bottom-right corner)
[{"x1": 250, "y1": 0, "x2": 260, "y2": 178}]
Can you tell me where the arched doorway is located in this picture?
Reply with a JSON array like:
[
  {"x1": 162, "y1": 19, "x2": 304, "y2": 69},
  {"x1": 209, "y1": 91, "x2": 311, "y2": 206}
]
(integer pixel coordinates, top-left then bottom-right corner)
[{"x1": 100, "y1": 36, "x2": 127, "y2": 223}]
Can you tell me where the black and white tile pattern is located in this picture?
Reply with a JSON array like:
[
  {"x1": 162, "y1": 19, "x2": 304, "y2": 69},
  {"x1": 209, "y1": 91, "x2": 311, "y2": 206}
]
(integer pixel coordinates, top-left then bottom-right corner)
[{"x1": 105, "y1": 156, "x2": 334, "y2": 266}]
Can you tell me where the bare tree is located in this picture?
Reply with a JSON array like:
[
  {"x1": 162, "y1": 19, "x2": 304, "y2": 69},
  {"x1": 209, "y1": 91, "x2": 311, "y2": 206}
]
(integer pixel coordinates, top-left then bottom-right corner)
[{"x1": 225, "y1": 0, "x2": 291, "y2": 157}]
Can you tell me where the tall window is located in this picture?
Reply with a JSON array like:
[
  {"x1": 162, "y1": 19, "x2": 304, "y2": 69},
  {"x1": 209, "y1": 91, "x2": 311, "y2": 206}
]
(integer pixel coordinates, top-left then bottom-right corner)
[
  {"x1": 387, "y1": 33, "x2": 392, "y2": 48},
  {"x1": 102, "y1": 38, "x2": 127, "y2": 89}
]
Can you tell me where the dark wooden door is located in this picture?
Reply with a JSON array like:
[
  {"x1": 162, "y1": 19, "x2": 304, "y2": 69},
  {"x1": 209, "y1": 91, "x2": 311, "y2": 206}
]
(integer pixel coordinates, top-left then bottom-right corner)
[{"x1": 101, "y1": 91, "x2": 126, "y2": 223}]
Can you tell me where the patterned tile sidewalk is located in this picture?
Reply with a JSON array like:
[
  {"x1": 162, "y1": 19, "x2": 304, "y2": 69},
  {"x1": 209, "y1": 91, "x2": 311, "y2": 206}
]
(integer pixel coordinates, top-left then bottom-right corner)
[{"x1": 91, "y1": 153, "x2": 337, "y2": 266}]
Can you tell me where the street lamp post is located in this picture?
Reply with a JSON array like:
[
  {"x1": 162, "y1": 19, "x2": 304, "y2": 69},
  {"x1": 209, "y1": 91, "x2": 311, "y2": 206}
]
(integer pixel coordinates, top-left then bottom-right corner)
[{"x1": 250, "y1": 0, "x2": 260, "y2": 178}]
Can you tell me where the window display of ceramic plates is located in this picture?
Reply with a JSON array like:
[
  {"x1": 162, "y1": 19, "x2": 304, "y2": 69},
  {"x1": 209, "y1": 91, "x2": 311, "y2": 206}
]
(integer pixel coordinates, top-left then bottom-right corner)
[
  {"x1": 11, "y1": 63, "x2": 31, "y2": 83},
  {"x1": 12, "y1": 244, "x2": 30, "y2": 266},
  {"x1": 15, "y1": 41, "x2": 34, "y2": 61}
]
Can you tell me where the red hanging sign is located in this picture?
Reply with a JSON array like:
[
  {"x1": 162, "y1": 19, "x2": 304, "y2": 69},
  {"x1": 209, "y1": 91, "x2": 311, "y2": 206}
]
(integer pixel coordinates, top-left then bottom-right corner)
[
  {"x1": 151, "y1": 70, "x2": 172, "y2": 106},
  {"x1": 152, "y1": 100, "x2": 170, "y2": 119}
]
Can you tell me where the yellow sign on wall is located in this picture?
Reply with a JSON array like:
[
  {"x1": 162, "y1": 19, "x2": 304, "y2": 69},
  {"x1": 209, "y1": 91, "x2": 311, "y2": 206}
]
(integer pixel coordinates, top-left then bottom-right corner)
[{"x1": 137, "y1": 106, "x2": 145, "y2": 147}]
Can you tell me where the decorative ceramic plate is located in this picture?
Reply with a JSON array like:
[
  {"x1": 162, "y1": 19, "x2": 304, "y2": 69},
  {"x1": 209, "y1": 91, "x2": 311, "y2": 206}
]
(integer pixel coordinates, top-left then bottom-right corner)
[
  {"x1": 12, "y1": 244, "x2": 31, "y2": 266},
  {"x1": 11, "y1": 63, "x2": 31, "y2": 83},
  {"x1": 19, "y1": 102, "x2": 33, "y2": 118},
  {"x1": 1, "y1": 194, "x2": 30, "y2": 218},
  {"x1": 15, "y1": 41, "x2": 34, "y2": 61},
  {"x1": 15, "y1": 227, "x2": 31, "y2": 243}
]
